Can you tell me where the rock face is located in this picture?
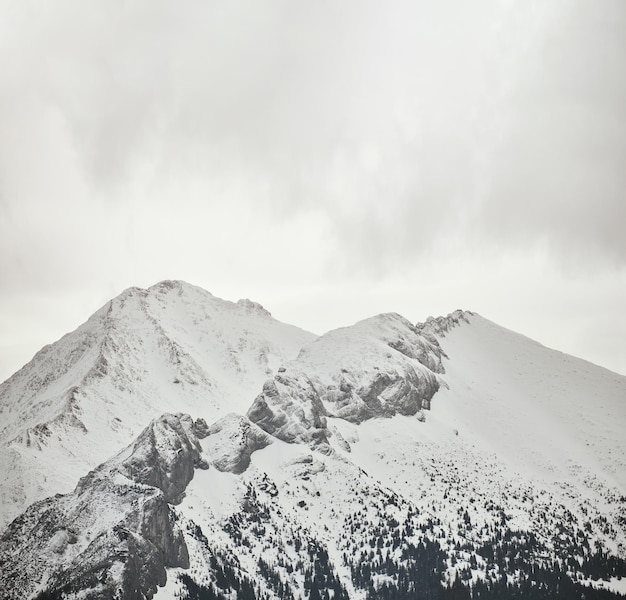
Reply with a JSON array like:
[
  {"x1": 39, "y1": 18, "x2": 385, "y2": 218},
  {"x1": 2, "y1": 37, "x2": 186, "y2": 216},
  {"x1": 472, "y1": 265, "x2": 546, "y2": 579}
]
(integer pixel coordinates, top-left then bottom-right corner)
[
  {"x1": 120, "y1": 413, "x2": 209, "y2": 504},
  {"x1": 0, "y1": 413, "x2": 206, "y2": 600},
  {"x1": 203, "y1": 413, "x2": 272, "y2": 474},
  {"x1": 416, "y1": 309, "x2": 473, "y2": 340},
  {"x1": 247, "y1": 313, "x2": 445, "y2": 448},
  {"x1": 247, "y1": 373, "x2": 331, "y2": 450}
]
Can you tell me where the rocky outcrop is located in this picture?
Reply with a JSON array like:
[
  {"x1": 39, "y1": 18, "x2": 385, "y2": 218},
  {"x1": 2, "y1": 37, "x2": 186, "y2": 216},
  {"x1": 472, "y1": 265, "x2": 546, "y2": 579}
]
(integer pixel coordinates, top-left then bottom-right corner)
[
  {"x1": 122, "y1": 413, "x2": 209, "y2": 503},
  {"x1": 415, "y1": 309, "x2": 473, "y2": 340},
  {"x1": 203, "y1": 413, "x2": 273, "y2": 473},
  {"x1": 76, "y1": 413, "x2": 210, "y2": 505},
  {"x1": 248, "y1": 374, "x2": 331, "y2": 451},
  {"x1": 0, "y1": 413, "x2": 207, "y2": 600},
  {"x1": 0, "y1": 481, "x2": 188, "y2": 599},
  {"x1": 236, "y1": 298, "x2": 273, "y2": 318}
]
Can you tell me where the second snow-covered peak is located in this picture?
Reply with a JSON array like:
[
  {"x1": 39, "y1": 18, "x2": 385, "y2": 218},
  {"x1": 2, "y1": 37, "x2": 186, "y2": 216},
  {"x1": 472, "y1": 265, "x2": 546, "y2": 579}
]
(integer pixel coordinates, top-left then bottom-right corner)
[{"x1": 247, "y1": 310, "x2": 448, "y2": 450}]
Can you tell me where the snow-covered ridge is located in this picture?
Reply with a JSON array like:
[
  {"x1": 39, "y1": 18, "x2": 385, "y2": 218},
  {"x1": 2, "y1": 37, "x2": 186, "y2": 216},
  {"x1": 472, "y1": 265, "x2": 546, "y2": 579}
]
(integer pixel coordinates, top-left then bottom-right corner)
[
  {"x1": 430, "y1": 313, "x2": 626, "y2": 489},
  {"x1": 247, "y1": 312, "x2": 448, "y2": 451}
]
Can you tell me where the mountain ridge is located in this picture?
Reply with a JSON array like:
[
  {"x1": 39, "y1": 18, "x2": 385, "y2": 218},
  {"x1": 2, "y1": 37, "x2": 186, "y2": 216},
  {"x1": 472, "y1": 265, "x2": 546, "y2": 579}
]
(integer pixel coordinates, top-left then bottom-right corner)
[{"x1": 0, "y1": 282, "x2": 624, "y2": 599}]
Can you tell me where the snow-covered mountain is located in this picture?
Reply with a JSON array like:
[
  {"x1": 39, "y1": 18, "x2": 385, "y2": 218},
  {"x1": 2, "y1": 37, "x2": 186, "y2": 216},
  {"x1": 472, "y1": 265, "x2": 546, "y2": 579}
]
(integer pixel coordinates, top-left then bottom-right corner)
[
  {"x1": 0, "y1": 280, "x2": 315, "y2": 529},
  {"x1": 0, "y1": 283, "x2": 625, "y2": 600}
]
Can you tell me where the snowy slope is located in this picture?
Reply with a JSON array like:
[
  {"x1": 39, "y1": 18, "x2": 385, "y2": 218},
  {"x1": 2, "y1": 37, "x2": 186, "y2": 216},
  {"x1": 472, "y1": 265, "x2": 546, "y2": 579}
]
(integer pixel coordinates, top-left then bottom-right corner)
[
  {"x1": 153, "y1": 311, "x2": 626, "y2": 599},
  {"x1": 0, "y1": 280, "x2": 315, "y2": 530},
  {"x1": 331, "y1": 312, "x2": 626, "y2": 587},
  {"x1": 338, "y1": 310, "x2": 626, "y2": 493},
  {"x1": 430, "y1": 312, "x2": 626, "y2": 487}
]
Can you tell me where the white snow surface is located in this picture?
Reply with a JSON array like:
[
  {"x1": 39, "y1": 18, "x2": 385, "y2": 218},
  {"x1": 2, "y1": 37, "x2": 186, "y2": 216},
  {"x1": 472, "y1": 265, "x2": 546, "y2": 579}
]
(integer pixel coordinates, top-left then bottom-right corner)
[
  {"x1": 432, "y1": 313, "x2": 626, "y2": 489},
  {"x1": 0, "y1": 280, "x2": 315, "y2": 530},
  {"x1": 295, "y1": 312, "x2": 444, "y2": 378},
  {"x1": 245, "y1": 311, "x2": 445, "y2": 450}
]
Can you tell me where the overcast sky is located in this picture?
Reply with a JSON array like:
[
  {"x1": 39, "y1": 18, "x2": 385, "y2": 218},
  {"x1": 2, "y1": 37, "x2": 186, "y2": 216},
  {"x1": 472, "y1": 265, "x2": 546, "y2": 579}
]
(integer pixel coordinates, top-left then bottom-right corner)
[{"x1": 1, "y1": 0, "x2": 625, "y2": 381}]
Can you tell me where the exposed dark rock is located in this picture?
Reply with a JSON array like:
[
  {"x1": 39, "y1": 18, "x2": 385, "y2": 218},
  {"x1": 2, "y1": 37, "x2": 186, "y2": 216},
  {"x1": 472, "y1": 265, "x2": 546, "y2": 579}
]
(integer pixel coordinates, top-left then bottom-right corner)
[
  {"x1": 416, "y1": 309, "x2": 473, "y2": 339},
  {"x1": 119, "y1": 413, "x2": 209, "y2": 504},
  {"x1": 193, "y1": 417, "x2": 210, "y2": 438},
  {"x1": 1, "y1": 482, "x2": 189, "y2": 599},
  {"x1": 0, "y1": 413, "x2": 203, "y2": 600}
]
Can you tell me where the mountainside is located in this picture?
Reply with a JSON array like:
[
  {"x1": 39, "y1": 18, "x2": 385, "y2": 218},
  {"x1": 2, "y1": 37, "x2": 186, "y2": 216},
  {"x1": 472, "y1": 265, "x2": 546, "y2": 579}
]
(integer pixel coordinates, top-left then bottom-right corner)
[
  {"x1": 0, "y1": 280, "x2": 315, "y2": 529},
  {"x1": 0, "y1": 283, "x2": 625, "y2": 600}
]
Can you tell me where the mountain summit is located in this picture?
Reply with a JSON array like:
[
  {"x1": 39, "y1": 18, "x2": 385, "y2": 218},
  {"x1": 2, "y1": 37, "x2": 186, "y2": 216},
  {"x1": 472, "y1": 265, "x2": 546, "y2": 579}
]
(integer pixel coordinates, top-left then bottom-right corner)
[
  {"x1": 0, "y1": 280, "x2": 315, "y2": 528},
  {"x1": 0, "y1": 282, "x2": 625, "y2": 600}
]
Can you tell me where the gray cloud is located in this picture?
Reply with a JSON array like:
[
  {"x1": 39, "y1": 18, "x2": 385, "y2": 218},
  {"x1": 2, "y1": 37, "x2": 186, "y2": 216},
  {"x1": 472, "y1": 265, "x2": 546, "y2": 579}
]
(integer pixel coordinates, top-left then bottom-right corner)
[
  {"x1": 479, "y1": 0, "x2": 626, "y2": 265},
  {"x1": 2, "y1": 1, "x2": 622, "y2": 237}
]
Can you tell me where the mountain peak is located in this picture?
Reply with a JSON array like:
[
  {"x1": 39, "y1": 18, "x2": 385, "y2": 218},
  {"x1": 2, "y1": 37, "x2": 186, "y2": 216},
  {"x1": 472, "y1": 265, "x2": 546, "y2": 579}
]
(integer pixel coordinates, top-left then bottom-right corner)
[
  {"x1": 0, "y1": 282, "x2": 315, "y2": 530},
  {"x1": 2, "y1": 287, "x2": 626, "y2": 600},
  {"x1": 109, "y1": 279, "x2": 214, "y2": 307}
]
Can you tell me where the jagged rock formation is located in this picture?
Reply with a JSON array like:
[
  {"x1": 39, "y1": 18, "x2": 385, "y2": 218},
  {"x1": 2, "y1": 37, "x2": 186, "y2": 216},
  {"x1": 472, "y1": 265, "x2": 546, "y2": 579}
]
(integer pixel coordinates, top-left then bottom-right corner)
[
  {"x1": 248, "y1": 373, "x2": 331, "y2": 450},
  {"x1": 416, "y1": 309, "x2": 474, "y2": 340},
  {"x1": 0, "y1": 413, "x2": 205, "y2": 600},
  {"x1": 81, "y1": 413, "x2": 210, "y2": 504}
]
